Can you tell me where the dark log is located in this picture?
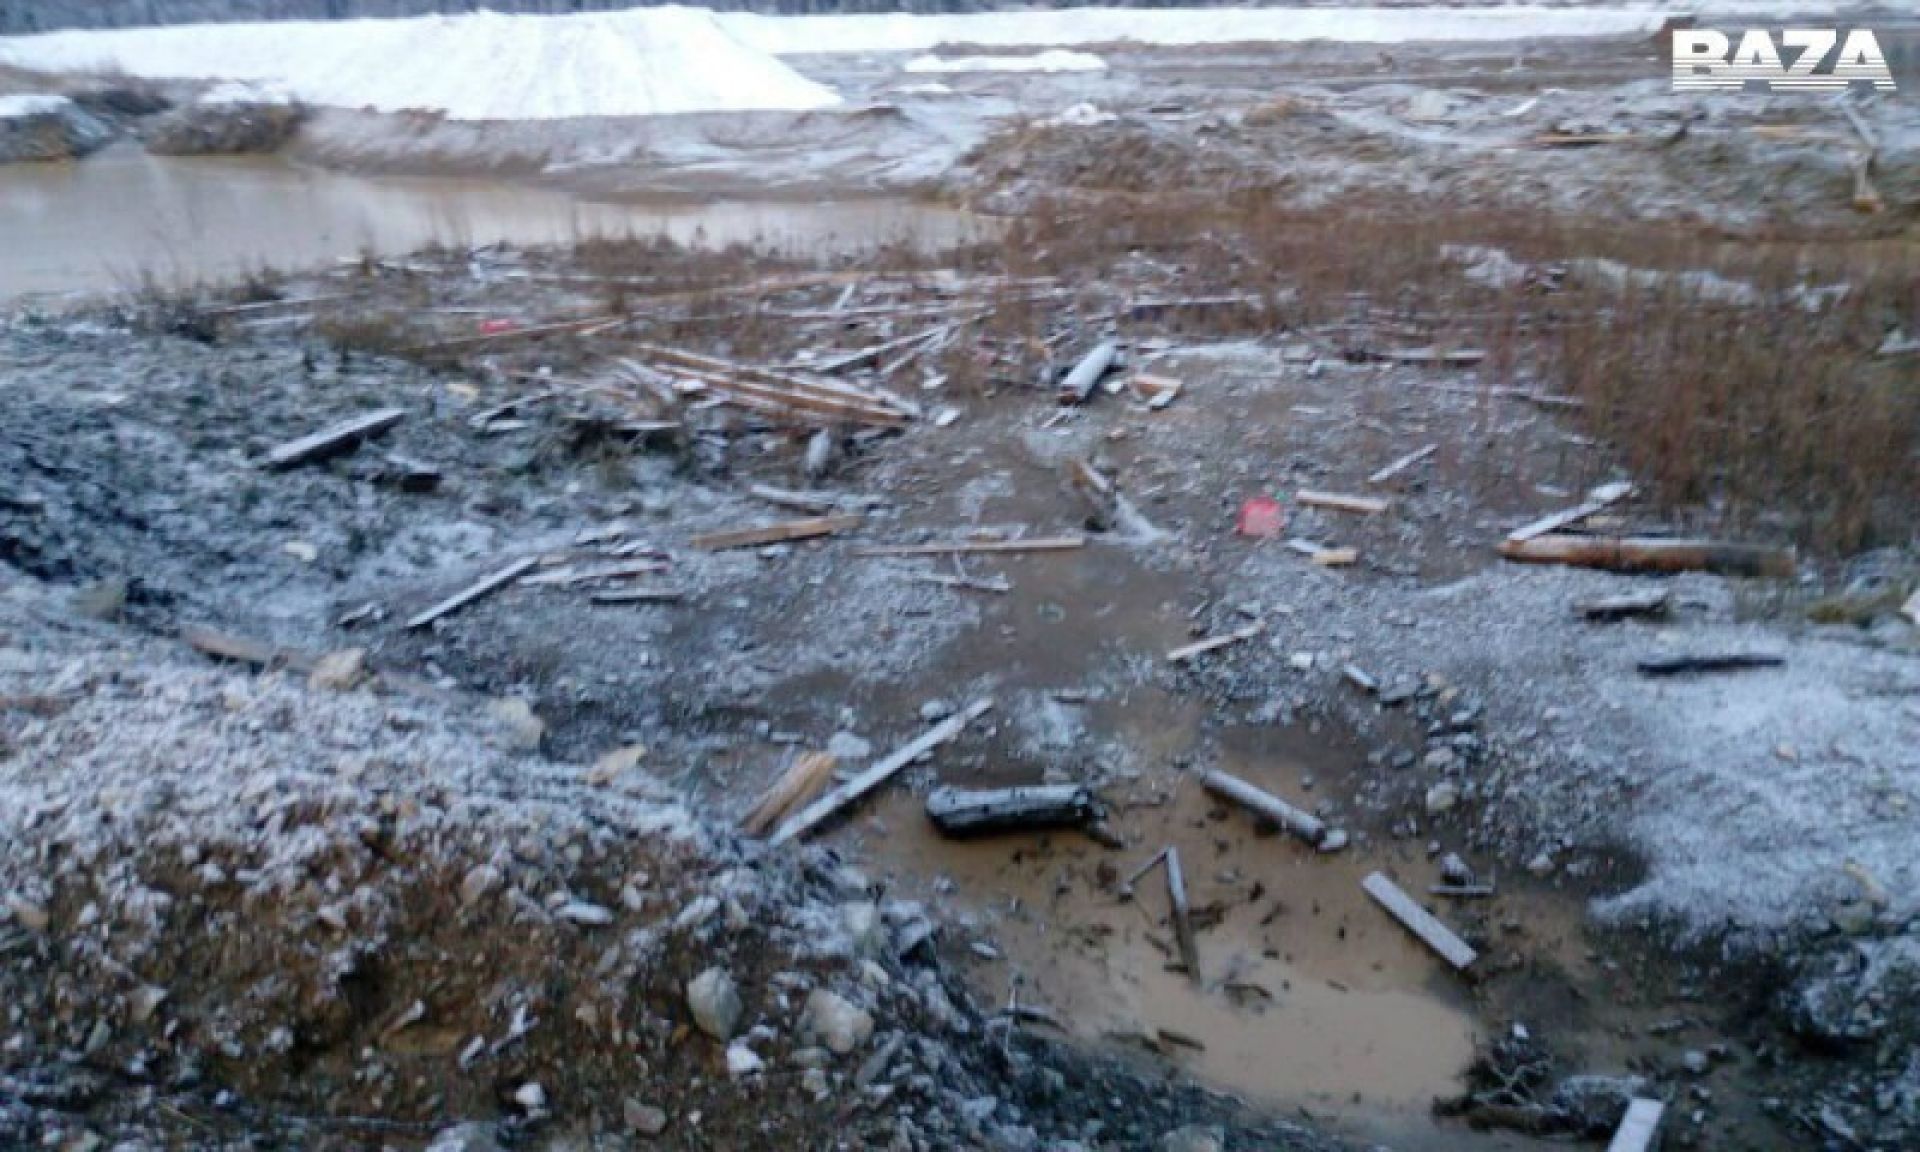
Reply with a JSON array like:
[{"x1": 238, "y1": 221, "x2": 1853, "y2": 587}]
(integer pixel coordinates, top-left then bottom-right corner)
[{"x1": 925, "y1": 784, "x2": 1099, "y2": 838}]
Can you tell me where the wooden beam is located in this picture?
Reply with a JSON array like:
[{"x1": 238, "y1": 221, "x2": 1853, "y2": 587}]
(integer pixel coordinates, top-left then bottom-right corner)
[
  {"x1": 1166, "y1": 622, "x2": 1264, "y2": 664},
  {"x1": 1363, "y1": 871, "x2": 1477, "y2": 971},
  {"x1": 1499, "y1": 535, "x2": 1795, "y2": 579},
  {"x1": 740, "y1": 752, "x2": 837, "y2": 838},
  {"x1": 1165, "y1": 846, "x2": 1201, "y2": 985},
  {"x1": 1606, "y1": 1099, "x2": 1665, "y2": 1152},
  {"x1": 1504, "y1": 481, "x2": 1633, "y2": 544},
  {"x1": 262, "y1": 408, "x2": 406, "y2": 470},
  {"x1": 1297, "y1": 490, "x2": 1390, "y2": 516},
  {"x1": 855, "y1": 536, "x2": 1085, "y2": 558},
  {"x1": 404, "y1": 557, "x2": 539, "y2": 630},
  {"x1": 1636, "y1": 652, "x2": 1784, "y2": 677},
  {"x1": 1577, "y1": 590, "x2": 1670, "y2": 621},
  {"x1": 770, "y1": 699, "x2": 995, "y2": 845},
  {"x1": 1198, "y1": 768, "x2": 1326, "y2": 845},
  {"x1": 1368, "y1": 444, "x2": 1438, "y2": 485},
  {"x1": 691, "y1": 514, "x2": 863, "y2": 552}
]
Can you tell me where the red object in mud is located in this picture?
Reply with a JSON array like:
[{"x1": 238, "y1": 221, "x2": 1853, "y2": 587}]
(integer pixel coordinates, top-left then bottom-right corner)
[
  {"x1": 478, "y1": 318, "x2": 517, "y2": 335},
  {"x1": 1237, "y1": 497, "x2": 1286, "y2": 538}
]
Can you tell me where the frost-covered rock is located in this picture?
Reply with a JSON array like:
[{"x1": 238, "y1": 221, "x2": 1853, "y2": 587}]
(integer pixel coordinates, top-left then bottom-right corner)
[{"x1": 687, "y1": 967, "x2": 743, "y2": 1041}]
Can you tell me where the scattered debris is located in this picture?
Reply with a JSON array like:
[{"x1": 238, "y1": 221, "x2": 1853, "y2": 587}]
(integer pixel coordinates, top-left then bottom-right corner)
[
  {"x1": 1128, "y1": 373, "x2": 1183, "y2": 409},
  {"x1": 1166, "y1": 622, "x2": 1264, "y2": 664},
  {"x1": 1362, "y1": 872, "x2": 1477, "y2": 971},
  {"x1": 1198, "y1": 768, "x2": 1327, "y2": 845},
  {"x1": 1499, "y1": 535, "x2": 1795, "y2": 579},
  {"x1": 180, "y1": 625, "x2": 315, "y2": 671},
  {"x1": 740, "y1": 752, "x2": 837, "y2": 838},
  {"x1": 855, "y1": 536, "x2": 1085, "y2": 558},
  {"x1": 1296, "y1": 490, "x2": 1389, "y2": 516},
  {"x1": 1606, "y1": 1099, "x2": 1665, "y2": 1152},
  {"x1": 1236, "y1": 497, "x2": 1287, "y2": 538},
  {"x1": 770, "y1": 699, "x2": 995, "y2": 845},
  {"x1": 405, "y1": 557, "x2": 540, "y2": 630},
  {"x1": 260, "y1": 407, "x2": 405, "y2": 470},
  {"x1": 925, "y1": 784, "x2": 1100, "y2": 838},
  {"x1": 1367, "y1": 443, "x2": 1438, "y2": 486},
  {"x1": 691, "y1": 514, "x2": 863, "y2": 552},
  {"x1": 1576, "y1": 590, "x2": 1670, "y2": 622},
  {"x1": 1636, "y1": 652, "x2": 1785, "y2": 677},
  {"x1": 1504, "y1": 481, "x2": 1633, "y2": 544}
]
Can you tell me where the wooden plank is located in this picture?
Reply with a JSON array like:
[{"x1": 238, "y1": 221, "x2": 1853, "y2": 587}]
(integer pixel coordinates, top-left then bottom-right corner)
[
  {"x1": 633, "y1": 343, "x2": 911, "y2": 427},
  {"x1": 519, "y1": 559, "x2": 670, "y2": 588},
  {"x1": 1165, "y1": 846, "x2": 1201, "y2": 985},
  {"x1": 1368, "y1": 444, "x2": 1438, "y2": 485},
  {"x1": 404, "y1": 313, "x2": 624, "y2": 356},
  {"x1": 588, "y1": 588, "x2": 686, "y2": 605},
  {"x1": 1058, "y1": 340, "x2": 1120, "y2": 405},
  {"x1": 262, "y1": 408, "x2": 406, "y2": 470},
  {"x1": 1311, "y1": 547, "x2": 1359, "y2": 567},
  {"x1": 404, "y1": 557, "x2": 539, "y2": 630},
  {"x1": 1363, "y1": 871, "x2": 1478, "y2": 971},
  {"x1": 1500, "y1": 535, "x2": 1795, "y2": 579},
  {"x1": 770, "y1": 699, "x2": 995, "y2": 846},
  {"x1": 1198, "y1": 768, "x2": 1326, "y2": 844},
  {"x1": 1577, "y1": 590, "x2": 1670, "y2": 621},
  {"x1": 855, "y1": 536, "x2": 1085, "y2": 558},
  {"x1": 1297, "y1": 490, "x2": 1390, "y2": 516},
  {"x1": 1504, "y1": 481, "x2": 1633, "y2": 544},
  {"x1": 740, "y1": 752, "x2": 837, "y2": 838},
  {"x1": 181, "y1": 626, "x2": 316, "y2": 672},
  {"x1": 1606, "y1": 1099, "x2": 1665, "y2": 1152},
  {"x1": 1167, "y1": 622, "x2": 1264, "y2": 664},
  {"x1": 691, "y1": 514, "x2": 863, "y2": 552}
]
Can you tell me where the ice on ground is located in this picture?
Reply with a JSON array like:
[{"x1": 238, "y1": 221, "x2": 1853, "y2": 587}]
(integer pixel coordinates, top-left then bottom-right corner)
[
  {"x1": 904, "y1": 50, "x2": 1106, "y2": 75},
  {"x1": 198, "y1": 80, "x2": 295, "y2": 106},
  {"x1": 0, "y1": 92, "x2": 68, "y2": 118},
  {"x1": 0, "y1": 7, "x2": 841, "y2": 121}
]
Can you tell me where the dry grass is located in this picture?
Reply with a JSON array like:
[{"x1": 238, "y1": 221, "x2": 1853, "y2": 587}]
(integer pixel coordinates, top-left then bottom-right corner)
[{"x1": 988, "y1": 190, "x2": 1918, "y2": 552}]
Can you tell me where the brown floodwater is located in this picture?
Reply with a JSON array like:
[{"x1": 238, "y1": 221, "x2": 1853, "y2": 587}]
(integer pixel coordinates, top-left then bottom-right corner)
[{"x1": 0, "y1": 149, "x2": 984, "y2": 300}]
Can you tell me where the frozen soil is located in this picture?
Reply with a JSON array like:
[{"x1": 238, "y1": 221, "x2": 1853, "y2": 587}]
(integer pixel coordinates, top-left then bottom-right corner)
[{"x1": 1, "y1": 229, "x2": 1916, "y2": 1149}]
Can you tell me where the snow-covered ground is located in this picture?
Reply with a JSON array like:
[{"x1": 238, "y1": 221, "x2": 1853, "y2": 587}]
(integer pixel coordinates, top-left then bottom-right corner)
[
  {"x1": 0, "y1": 3, "x2": 1874, "y2": 122},
  {"x1": 904, "y1": 50, "x2": 1108, "y2": 75}
]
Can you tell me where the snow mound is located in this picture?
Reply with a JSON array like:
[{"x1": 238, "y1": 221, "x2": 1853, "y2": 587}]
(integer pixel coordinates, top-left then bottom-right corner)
[
  {"x1": 0, "y1": 92, "x2": 69, "y2": 118},
  {"x1": 904, "y1": 49, "x2": 1106, "y2": 75},
  {"x1": 0, "y1": 7, "x2": 841, "y2": 121}
]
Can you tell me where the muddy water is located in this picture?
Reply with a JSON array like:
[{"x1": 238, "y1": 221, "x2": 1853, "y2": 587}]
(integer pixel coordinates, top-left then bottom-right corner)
[{"x1": 0, "y1": 149, "x2": 983, "y2": 299}]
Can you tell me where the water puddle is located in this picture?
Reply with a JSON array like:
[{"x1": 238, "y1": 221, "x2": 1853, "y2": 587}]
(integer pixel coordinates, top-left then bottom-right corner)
[
  {"x1": 0, "y1": 150, "x2": 984, "y2": 299},
  {"x1": 845, "y1": 702, "x2": 1486, "y2": 1144}
]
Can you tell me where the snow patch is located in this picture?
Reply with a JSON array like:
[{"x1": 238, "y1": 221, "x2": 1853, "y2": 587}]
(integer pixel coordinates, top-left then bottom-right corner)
[
  {"x1": 0, "y1": 92, "x2": 69, "y2": 118},
  {"x1": 0, "y1": 7, "x2": 841, "y2": 121},
  {"x1": 904, "y1": 49, "x2": 1106, "y2": 75}
]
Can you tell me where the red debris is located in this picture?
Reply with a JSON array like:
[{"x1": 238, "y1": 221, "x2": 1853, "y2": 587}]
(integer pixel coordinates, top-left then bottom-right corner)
[{"x1": 1237, "y1": 497, "x2": 1286, "y2": 538}]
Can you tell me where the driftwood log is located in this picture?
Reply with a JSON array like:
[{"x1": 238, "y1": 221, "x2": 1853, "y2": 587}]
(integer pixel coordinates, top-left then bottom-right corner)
[
  {"x1": 1198, "y1": 768, "x2": 1327, "y2": 845},
  {"x1": 924, "y1": 784, "x2": 1099, "y2": 838},
  {"x1": 1499, "y1": 535, "x2": 1795, "y2": 579},
  {"x1": 1057, "y1": 340, "x2": 1119, "y2": 405}
]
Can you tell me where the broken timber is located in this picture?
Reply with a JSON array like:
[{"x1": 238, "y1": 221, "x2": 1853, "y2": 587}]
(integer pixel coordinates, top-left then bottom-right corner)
[
  {"x1": 1166, "y1": 622, "x2": 1264, "y2": 664},
  {"x1": 405, "y1": 557, "x2": 540, "y2": 630},
  {"x1": 1198, "y1": 768, "x2": 1326, "y2": 845},
  {"x1": 1577, "y1": 590, "x2": 1670, "y2": 622},
  {"x1": 925, "y1": 784, "x2": 1099, "y2": 838},
  {"x1": 1363, "y1": 871, "x2": 1478, "y2": 971},
  {"x1": 691, "y1": 514, "x2": 863, "y2": 552},
  {"x1": 1058, "y1": 340, "x2": 1120, "y2": 405},
  {"x1": 1500, "y1": 535, "x2": 1795, "y2": 579},
  {"x1": 1297, "y1": 490, "x2": 1390, "y2": 516},
  {"x1": 1636, "y1": 652, "x2": 1784, "y2": 677},
  {"x1": 770, "y1": 699, "x2": 995, "y2": 845},
  {"x1": 181, "y1": 626, "x2": 316, "y2": 672},
  {"x1": 632, "y1": 343, "x2": 912, "y2": 428},
  {"x1": 1164, "y1": 846, "x2": 1202, "y2": 985},
  {"x1": 261, "y1": 408, "x2": 406, "y2": 470},
  {"x1": 1504, "y1": 481, "x2": 1633, "y2": 544},
  {"x1": 855, "y1": 536, "x2": 1085, "y2": 558},
  {"x1": 1605, "y1": 1099, "x2": 1665, "y2": 1152},
  {"x1": 1368, "y1": 444, "x2": 1438, "y2": 485},
  {"x1": 740, "y1": 752, "x2": 837, "y2": 838}
]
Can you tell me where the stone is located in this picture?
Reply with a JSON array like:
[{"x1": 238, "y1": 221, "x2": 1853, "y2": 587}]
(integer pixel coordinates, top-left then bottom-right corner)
[
  {"x1": 1425, "y1": 781, "x2": 1459, "y2": 814},
  {"x1": 842, "y1": 901, "x2": 884, "y2": 955},
  {"x1": 556, "y1": 901, "x2": 613, "y2": 927},
  {"x1": 803, "y1": 989, "x2": 874, "y2": 1055},
  {"x1": 1526, "y1": 851, "x2": 1556, "y2": 877},
  {"x1": 687, "y1": 968, "x2": 743, "y2": 1041},
  {"x1": 1159, "y1": 1126, "x2": 1224, "y2": 1152},
  {"x1": 623, "y1": 1099, "x2": 668, "y2": 1137},
  {"x1": 1439, "y1": 852, "x2": 1474, "y2": 885},
  {"x1": 726, "y1": 1041, "x2": 765, "y2": 1077},
  {"x1": 489, "y1": 698, "x2": 545, "y2": 751},
  {"x1": 308, "y1": 648, "x2": 367, "y2": 692},
  {"x1": 826, "y1": 732, "x2": 872, "y2": 761},
  {"x1": 426, "y1": 1124, "x2": 504, "y2": 1152},
  {"x1": 5, "y1": 894, "x2": 49, "y2": 933},
  {"x1": 919, "y1": 700, "x2": 953, "y2": 722},
  {"x1": 459, "y1": 865, "x2": 501, "y2": 908},
  {"x1": 69, "y1": 577, "x2": 127, "y2": 621},
  {"x1": 127, "y1": 985, "x2": 168, "y2": 1026},
  {"x1": 1831, "y1": 898, "x2": 1876, "y2": 936},
  {"x1": 1682, "y1": 1049, "x2": 1710, "y2": 1074},
  {"x1": 1317, "y1": 828, "x2": 1349, "y2": 853},
  {"x1": 511, "y1": 1082, "x2": 546, "y2": 1116}
]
